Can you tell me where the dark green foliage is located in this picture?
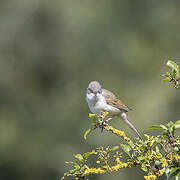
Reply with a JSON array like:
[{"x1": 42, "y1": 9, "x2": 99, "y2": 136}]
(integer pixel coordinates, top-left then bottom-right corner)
[{"x1": 162, "y1": 61, "x2": 180, "y2": 89}]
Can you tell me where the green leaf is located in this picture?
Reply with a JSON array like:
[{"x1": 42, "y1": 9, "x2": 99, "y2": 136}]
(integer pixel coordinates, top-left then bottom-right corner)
[
  {"x1": 166, "y1": 60, "x2": 175, "y2": 68},
  {"x1": 167, "y1": 121, "x2": 174, "y2": 127},
  {"x1": 91, "y1": 119, "x2": 97, "y2": 126},
  {"x1": 141, "y1": 166, "x2": 148, "y2": 172},
  {"x1": 83, "y1": 150, "x2": 96, "y2": 159},
  {"x1": 169, "y1": 125, "x2": 175, "y2": 133},
  {"x1": 167, "y1": 60, "x2": 179, "y2": 70},
  {"x1": 138, "y1": 145, "x2": 146, "y2": 150},
  {"x1": 163, "y1": 72, "x2": 171, "y2": 77},
  {"x1": 175, "y1": 120, "x2": 180, "y2": 129},
  {"x1": 61, "y1": 172, "x2": 69, "y2": 180},
  {"x1": 166, "y1": 60, "x2": 179, "y2": 77},
  {"x1": 120, "y1": 144, "x2": 131, "y2": 157},
  {"x1": 175, "y1": 125, "x2": 180, "y2": 129},
  {"x1": 89, "y1": 113, "x2": 96, "y2": 118},
  {"x1": 176, "y1": 172, "x2": 180, "y2": 179},
  {"x1": 89, "y1": 113, "x2": 98, "y2": 125},
  {"x1": 106, "y1": 146, "x2": 119, "y2": 153},
  {"x1": 174, "y1": 147, "x2": 179, "y2": 152},
  {"x1": 167, "y1": 167, "x2": 180, "y2": 177},
  {"x1": 141, "y1": 163, "x2": 148, "y2": 172},
  {"x1": 148, "y1": 125, "x2": 166, "y2": 130},
  {"x1": 160, "y1": 124, "x2": 168, "y2": 130},
  {"x1": 149, "y1": 139, "x2": 155, "y2": 147},
  {"x1": 163, "y1": 77, "x2": 171, "y2": 82},
  {"x1": 84, "y1": 129, "x2": 92, "y2": 140},
  {"x1": 74, "y1": 154, "x2": 84, "y2": 164},
  {"x1": 102, "y1": 111, "x2": 109, "y2": 118},
  {"x1": 97, "y1": 146, "x2": 104, "y2": 152},
  {"x1": 137, "y1": 156, "x2": 146, "y2": 161},
  {"x1": 110, "y1": 146, "x2": 119, "y2": 151},
  {"x1": 144, "y1": 134, "x2": 150, "y2": 140}
]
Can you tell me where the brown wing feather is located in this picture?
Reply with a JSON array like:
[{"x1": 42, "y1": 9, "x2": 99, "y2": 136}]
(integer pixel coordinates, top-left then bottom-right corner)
[
  {"x1": 102, "y1": 89, "x2": 130, "y2": 112},
  {"x1": 106, "y1": 98, "x2": 130, "y2": 112}
]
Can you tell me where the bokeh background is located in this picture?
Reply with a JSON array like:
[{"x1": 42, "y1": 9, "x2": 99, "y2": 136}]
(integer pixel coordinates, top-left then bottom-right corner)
[{"x1": 0, "y1": 0, "x2": 180, "y2": 180}]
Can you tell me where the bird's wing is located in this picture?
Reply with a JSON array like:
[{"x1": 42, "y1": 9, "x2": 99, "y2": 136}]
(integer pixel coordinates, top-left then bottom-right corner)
[
  {"x1": 102, "y1": 89, "x2": 130, "y2": 112},
  {"x1": 102, "y1": 88, "x2": 117, "y2": 99},
  {"x1": 106, "y1": 98, "x2": 130, "y2": 112}
]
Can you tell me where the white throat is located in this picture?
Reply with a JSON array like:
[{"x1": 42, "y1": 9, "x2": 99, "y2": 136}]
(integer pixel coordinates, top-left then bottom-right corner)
[{"x1": 86, "y1": 93, "x2": 104, "y2": 114}]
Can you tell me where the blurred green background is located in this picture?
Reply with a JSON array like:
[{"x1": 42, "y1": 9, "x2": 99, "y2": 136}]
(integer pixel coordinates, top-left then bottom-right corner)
[{"x1": 0, "y1": 0, "x2": 180, "y2": 180}]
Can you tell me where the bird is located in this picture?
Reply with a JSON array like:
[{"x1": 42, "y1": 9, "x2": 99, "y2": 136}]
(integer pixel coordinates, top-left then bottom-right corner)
[{"x1": 86, "y1": 81, "x2": 142, "y2": 139}]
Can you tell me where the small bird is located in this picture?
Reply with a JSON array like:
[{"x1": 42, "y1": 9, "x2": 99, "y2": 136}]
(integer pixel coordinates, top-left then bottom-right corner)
[{"x1": 86, "y1": 81, "x2": 142, "y2": 139}]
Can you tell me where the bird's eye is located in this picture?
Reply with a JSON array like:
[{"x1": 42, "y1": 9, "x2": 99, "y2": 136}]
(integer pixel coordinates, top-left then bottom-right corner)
[{"x1": 87, "y1": 88, "x2": 92, "y2": 93}]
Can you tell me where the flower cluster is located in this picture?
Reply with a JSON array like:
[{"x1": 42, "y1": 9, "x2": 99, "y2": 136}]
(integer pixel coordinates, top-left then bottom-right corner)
[{"x1": 61, "y1": 113, "x2": 180, "y2": 180}]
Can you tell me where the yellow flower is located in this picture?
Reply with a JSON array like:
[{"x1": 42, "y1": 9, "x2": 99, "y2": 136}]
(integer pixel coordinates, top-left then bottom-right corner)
[
  {"x1": 174, "y1": 154, "x2": 180, "y2": 161},
  {"x1": 157, "y1": 168, "x2": 165, "y2": 176},
  {"x1": 124, "y1": 136, "x2": 132, "y2": 142},
  {"x1": 160, "y1": 158, "x2": 168, "y2": 167},
  {"x1": 104, "y1": 125, "x2": 135, "y2": 148},
  {"x1": 102, "y1": 165, "x2": 110, "y2": 170},
  {"x1": 109, "y1": 164, "x2": 120, "y2": 171},
  {"x1": 85, "y1": 167, "x2": 105, "y2": 174},
  {"x1": 101, "y1": 156, "x2": 128, "y2": 172},
  {"x1": 116, "y1": 157, "x2": 128, "y2": 168},
  {"x1": 144, "y1": 174, "x2": 157, "y2": 180},
  {"x1": 108, "y1": 160, "x2": 128, "y2": 172},
  {"x1": 107, "y1": 126, "x2": 126, "y2": 137}
]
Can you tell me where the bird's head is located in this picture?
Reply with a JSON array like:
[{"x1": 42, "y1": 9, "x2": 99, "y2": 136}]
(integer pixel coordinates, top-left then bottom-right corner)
[{"x1": 86, "y1": 81, "x2": 103, "y2": 101}]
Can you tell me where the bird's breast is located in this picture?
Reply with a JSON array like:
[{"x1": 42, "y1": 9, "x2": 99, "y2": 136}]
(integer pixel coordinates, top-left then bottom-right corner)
[{"x1": 86, "y1": 93, "x2": 120, "y2": 115}]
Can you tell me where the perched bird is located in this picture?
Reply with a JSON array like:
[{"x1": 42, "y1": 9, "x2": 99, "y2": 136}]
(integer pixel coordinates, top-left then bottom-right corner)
[{"x1": 86, "y1": 81, "x2": 142, "y2": 139}]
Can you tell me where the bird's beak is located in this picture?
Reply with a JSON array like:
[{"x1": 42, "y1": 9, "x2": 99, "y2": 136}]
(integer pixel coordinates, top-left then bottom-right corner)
[{"x1": 94, "y1": 91, "x2": 97, "y2": 96}]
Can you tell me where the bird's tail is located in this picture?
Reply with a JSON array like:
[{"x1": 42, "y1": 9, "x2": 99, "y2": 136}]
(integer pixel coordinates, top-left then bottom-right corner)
[{"x1": 121, "y1": 112, "x2": 142, "y2": 140}]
